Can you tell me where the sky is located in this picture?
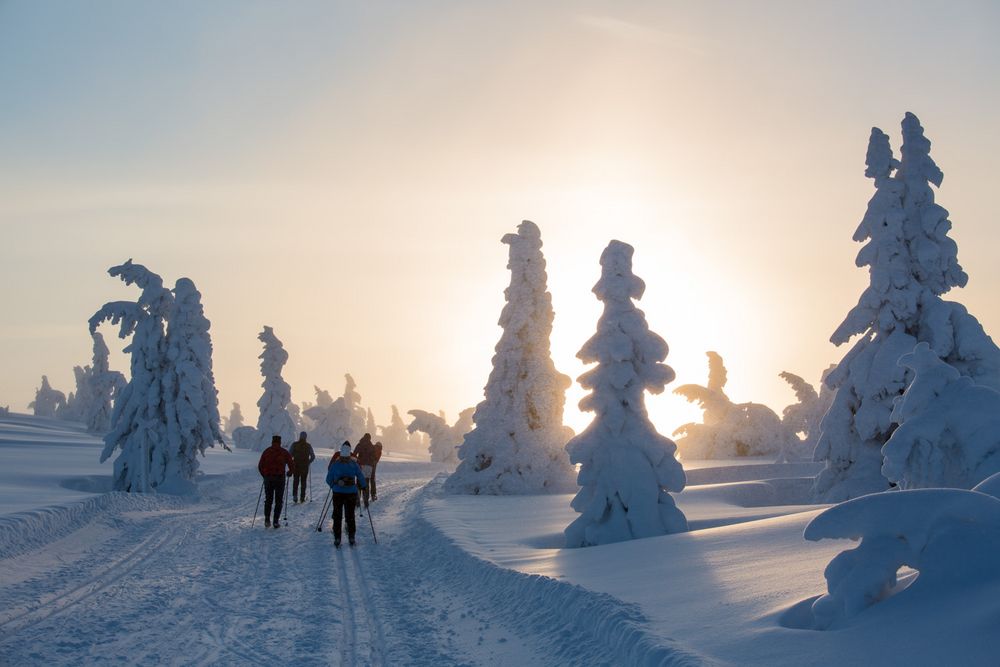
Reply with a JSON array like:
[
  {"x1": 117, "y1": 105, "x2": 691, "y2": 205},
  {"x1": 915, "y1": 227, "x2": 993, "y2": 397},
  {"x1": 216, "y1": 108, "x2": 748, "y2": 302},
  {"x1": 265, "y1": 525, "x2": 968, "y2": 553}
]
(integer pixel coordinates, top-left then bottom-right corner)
[{"x1": 1, "y1": 0, "x2": 998, "y2": 440}]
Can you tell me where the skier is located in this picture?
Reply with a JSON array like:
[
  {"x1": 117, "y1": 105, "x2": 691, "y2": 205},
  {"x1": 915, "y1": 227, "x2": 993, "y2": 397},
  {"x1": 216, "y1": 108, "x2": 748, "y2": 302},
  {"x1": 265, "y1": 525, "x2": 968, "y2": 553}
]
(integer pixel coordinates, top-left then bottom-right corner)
[
  {"x1": 290, "y1": 431, "x2": 315, "y2": 503},
  {"x1": 354, "y1": 433, "x2": 379, "y2": 505},
  {"x1": 371, "y1": 441, "x2": 384, "y2": 501},
  {"x1": 326, "y1": 441, "x2": 368, "y2": 547},
  {"x1": 257, "y1": 435, "x2": 294, "y2": 529}
]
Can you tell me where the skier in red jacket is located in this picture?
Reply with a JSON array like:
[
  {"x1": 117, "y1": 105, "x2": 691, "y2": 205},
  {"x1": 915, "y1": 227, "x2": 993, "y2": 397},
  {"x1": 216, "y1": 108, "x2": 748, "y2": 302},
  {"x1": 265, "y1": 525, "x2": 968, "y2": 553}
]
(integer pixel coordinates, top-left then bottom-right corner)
[{"x1": 257, "y1": 435, "x2": 294, "y2": 528}]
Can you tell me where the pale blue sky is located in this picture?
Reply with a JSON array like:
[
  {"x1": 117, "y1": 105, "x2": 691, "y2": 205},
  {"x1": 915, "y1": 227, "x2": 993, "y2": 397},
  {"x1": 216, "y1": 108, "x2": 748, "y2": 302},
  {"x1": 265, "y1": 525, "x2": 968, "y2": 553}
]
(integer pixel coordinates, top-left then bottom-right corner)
[{"x1": 2, "y1": 1, "x2": 998, "y2": 436}]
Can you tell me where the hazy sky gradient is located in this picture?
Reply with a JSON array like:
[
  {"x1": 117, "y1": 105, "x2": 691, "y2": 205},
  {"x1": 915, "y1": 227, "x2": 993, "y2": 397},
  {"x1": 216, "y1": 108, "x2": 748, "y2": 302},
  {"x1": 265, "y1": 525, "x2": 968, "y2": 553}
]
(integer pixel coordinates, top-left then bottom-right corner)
[{"x1": 2, "y1": 1, "x2": 998, "y2": 438}]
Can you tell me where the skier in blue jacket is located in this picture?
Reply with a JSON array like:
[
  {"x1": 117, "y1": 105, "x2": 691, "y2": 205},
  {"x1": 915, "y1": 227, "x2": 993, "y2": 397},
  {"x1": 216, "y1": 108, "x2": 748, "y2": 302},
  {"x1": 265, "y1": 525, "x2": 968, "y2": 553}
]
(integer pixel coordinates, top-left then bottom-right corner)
[{"x1": 326, "y1": 441, "x2": 368, "y2": 547}]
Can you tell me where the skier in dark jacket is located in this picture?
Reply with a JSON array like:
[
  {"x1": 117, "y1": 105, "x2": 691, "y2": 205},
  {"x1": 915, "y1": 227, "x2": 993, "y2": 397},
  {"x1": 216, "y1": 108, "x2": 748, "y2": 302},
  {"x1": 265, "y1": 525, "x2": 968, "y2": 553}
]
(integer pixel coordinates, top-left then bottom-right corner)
[
  {"x1": 257, "y1": 435, "x2": 294, "y2": 528},
  {"x1": 326, "y1": 441, "x2": 368, "y2": 547},
  {"x1": 354, "y1": 433, "x2": 380, "y2": 504},
  {"x1": 289, "y1": 431, "x2": 315, "y2": 503}
]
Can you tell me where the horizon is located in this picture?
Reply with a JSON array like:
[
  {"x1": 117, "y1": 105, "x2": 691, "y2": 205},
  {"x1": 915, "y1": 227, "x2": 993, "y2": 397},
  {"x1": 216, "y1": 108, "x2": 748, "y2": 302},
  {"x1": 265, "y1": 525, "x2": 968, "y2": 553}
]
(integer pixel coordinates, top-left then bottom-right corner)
[{"x1": 2, "y1": 1, "x2": 999, "y2": 440}]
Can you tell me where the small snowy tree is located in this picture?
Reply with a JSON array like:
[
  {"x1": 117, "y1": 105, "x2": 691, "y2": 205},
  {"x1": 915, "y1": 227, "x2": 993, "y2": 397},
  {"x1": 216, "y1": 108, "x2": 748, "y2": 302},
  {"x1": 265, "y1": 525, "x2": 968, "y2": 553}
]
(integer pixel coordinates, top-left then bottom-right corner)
[
  {"x1": 778, "y1": 366, "x2": 836, "y2": 462},
  {"x1": 225, "y1": 403, "x2": 245, "y2": 435},
  {"x1": 57, "y1": 365, "x2": 90, "y2": 423},
  {"x1": 814, "y1": 114, "x2": 1000, "y2": 502},
  {"x1": 29, "y1": 375, "x2": 66, "y2": 418},
  {"x1": 304, "y1": 376, "x2": 365, "y2": 447},
  {"x1": 565, "y1": 240, "x2": 687, "y2": 547},
  {"x1": 366, "y1": 407, "x2": 377, "y2": 436},
  {"x1": 85, "y1": 332, "x2": 125, "y2": 434},
  {"x1": 378, "y1": 405, "x2": 411, "y2": 452},
  {"x1": 408, "y1": 407, "x2": 474, "y2": 463},
  {"x1": 253, "y1": 326, "x2": 296, "y2": 451},
  {"x1": 161, "y1": 278, "x2": 227, "y2": 487},
  {"x1": 444, "y1": 220, "x2": 575, "y2": 494},
  {"x1": 673, "y1": 352, "x2": 786, "y2": 459},
  {"x1": 882, "y1": 343, "x2": 1000, "y2": 489},
  {"x1": 90, "y1": 260, "x2": 173, "y2": 492}
]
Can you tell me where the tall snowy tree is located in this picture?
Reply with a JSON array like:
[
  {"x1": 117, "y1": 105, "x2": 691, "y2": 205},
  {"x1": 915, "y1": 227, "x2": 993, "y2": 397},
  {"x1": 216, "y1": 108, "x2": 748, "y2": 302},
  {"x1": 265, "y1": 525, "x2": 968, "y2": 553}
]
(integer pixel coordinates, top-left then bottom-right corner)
[
  {"x1": 161, "y1": 278, "x2": 227, "y2": 486},
  {"x1": 29, "y1": 375, "x2": 66, "y2": 418},
  {"x1": 444, "y1": 220, "x2": 575, "y2": 495},
  {"x1": 565, "y1": 241, "x2": 687, "y2": 547},
  {"x1": 814, "y1": 115, "x2": 1000, "y2": 502},
  {"x1": 85, "y1": 332, "x2": 125, "y2": 434},
  {"x1": 778, "y1": 366, "x2": 836, "y2": 462},
  {"x1": 366, "y1": 407, "x2": 377, "y2": 436},
  {"x1": 56, "y1": 365, "x2": 90, "y2": 423},
  {"x1": 378, "y1": 405, "x2": 411, "y2": 452},
  {"x1": 882, "y1": 343, "x2": 1000, "y2": 489},
  {"x1": 225, "y1": 402, "x2": 245, "y2": 435},
  {"x1": 253, "y1": 326, "x2": 296, "y2": 451},
  {"x1": 408, "y1": 407, "x2": 474, "y2": 463},
  {"x1": 90, "y1": 260, "x2": 173, "y2": 492},
  {"x1": 304, "y1": 376, "x2": 365, "y2": 447},
  {"x1": 673, "y1": 352, "x2": 786, "y2": 459}
]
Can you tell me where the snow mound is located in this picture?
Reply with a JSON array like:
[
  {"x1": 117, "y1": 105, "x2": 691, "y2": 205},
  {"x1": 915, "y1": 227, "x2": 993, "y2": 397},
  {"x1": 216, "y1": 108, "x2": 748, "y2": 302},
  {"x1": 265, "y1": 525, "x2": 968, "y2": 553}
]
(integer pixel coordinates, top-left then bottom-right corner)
[{"x1": 803, "y1": 486, "x2": 1000, "y2": 629}]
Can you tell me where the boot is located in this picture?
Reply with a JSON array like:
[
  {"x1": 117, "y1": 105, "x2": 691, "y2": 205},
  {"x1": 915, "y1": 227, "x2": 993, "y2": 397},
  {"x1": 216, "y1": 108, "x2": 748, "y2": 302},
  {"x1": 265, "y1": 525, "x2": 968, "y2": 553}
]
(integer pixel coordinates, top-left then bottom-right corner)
[{"x1": 264, "y1": 518, "x2": 271, "y2": 528}]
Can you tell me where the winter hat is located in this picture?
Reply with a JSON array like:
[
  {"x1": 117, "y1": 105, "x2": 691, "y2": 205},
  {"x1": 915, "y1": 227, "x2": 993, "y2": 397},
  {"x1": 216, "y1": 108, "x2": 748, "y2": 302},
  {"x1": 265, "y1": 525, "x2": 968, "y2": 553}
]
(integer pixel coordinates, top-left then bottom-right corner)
[
  {"x1": 340, "y1": 442, "x2": 352, "y2": 457},
  {"x1": 299, "y1": 431, "x2": 307, "y2": 440},
  {"x1": 271, "y1": 435, "x2": 282, "y2": 445}
]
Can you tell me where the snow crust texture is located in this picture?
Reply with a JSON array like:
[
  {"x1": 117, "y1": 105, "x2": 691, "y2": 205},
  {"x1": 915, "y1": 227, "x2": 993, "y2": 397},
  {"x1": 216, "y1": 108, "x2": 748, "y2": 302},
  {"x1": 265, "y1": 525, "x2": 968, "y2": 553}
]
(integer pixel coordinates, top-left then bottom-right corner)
[
  {"x1": 804, "y1": 479, "x2": 1000, "y2": 630},
  {"x1": 814, "y1": 114, "x2": 1000, "y2": 502},
  {"x1": 445, "y1": 221, "x2": 576, "y2": 495},
  {"x1": 565, "y1": 240, "x2": 687, "y2": 547}
]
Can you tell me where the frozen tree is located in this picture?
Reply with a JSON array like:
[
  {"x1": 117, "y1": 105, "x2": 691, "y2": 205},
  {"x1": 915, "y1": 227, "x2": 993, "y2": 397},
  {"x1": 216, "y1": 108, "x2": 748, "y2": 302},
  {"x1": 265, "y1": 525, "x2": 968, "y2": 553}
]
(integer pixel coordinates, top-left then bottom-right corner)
[
  {"x1": 565, "y1": 241, "x2": 687, "y2": 547},
  {"x1": 777, "y1": 365, "x2": 836, "y2": 462},
  {"x1": 29, "y1": 375, "x2": 66, "y2": 418},
  {"x1": 225, "y1": 403, "x2": 245, "y2": 435},
  {"x1": 366, "y1": 407, "x2": 377, "y2": 436},
  {"x1": 253, "y1": 326, "x2": 296, "y2": 451},
  {"x1": 407, "y1": 407, "x2": 474, "y2": 463},
  {"x1": 90, "y1": 260, "x2": 173, "y2": 493},
  {"x1": 814, "y1": 115, "x2": 1000, "y2": 502},
  {"x1": 673, "y1": 352, "x2": 786, "y2": 459},
  {"x1": 85, "y1": 332, "x2": 125, "y2": 434},
  {"x1": 378, "y1": 405, "x2": 411, "y2": 452},
  {"x1": 444, "y1": 221, "x2": 575, "y2": 495},
  {"x1": 288, "y1": 402, "x2": 306, "y2": 434},
  {"x1": 882, "y1": 343, "x2": 1000, "y2": 489},
  {"x1": 161, "y1": 278, "x2": 227, "y2": 486},
  {"x1": 231, "y1": 425, "x2": 256, "y2": 450},
  {"x1": 0, "y1": 406, "x2": 9, "y2": 417},
  {"x1": 304, "y1": 375, "x2": 365, "y2": 447},
  {"x1": 56, "y1": 365, "x2": 89, "y2": 423}
]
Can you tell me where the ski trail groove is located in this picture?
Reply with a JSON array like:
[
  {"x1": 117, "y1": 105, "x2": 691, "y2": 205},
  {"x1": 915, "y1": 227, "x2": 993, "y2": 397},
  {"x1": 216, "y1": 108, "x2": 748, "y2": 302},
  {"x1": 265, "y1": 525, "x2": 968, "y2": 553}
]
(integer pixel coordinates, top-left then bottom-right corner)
[
  {"x1": 335, "y1": 548, "x2": 358, "y2": 666},
  {"x1": 347, "y1": 545, "x2": 387, "y2": 666}
]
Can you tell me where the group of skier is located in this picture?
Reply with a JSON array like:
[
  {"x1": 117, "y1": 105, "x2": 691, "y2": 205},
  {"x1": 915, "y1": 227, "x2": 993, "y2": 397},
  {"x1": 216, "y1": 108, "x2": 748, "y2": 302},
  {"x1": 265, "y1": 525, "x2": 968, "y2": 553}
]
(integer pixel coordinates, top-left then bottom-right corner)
[{"x1": 255, "y1": 431, "x2": 383, "y2": 547}]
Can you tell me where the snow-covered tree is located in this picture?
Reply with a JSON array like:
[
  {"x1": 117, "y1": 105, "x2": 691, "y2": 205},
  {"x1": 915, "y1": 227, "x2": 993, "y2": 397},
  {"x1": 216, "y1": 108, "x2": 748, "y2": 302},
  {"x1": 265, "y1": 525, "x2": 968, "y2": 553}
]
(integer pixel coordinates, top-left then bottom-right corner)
[
  {"x1": 225, "y1": 403, "x2": 245, "y2": 435},
  {"x1": 253, "y1": 326, "x2": 296, "y2": 451},
  {"x1": 378, "y1": 405, "x2": 411, "y2": 452},
  {"x1": 161, "y1": 278, "x2": 227, "y2": 485},
  {"x1": 407, "y1": 407, "x2": 474, "y2": 463},
  {"x1": 56, "y1": 365, "x2": 89, "y2": 423},
  {"x1": 444, "y1": 220, "x2": 575, "y2": 495},
  {"x1": 231, "y1": 425, "x2": 256, "y2": 450},
  {"x1": 778, "y1": 365, "x2": 836, "y2": 462},
  {"x1": 0, "y1": 406, "x2": 9, "y2": 417},
  {"x1": 90, "y1": 260, "x2": 173, "y2": 492},
  {"x1": 85, "y1": 332, "x2": 125, "y2": 434},
  {"x1": 303, "y1": 375, "x2": 366, "y2": 447},
  {"x1": 565, "y1": 240, "x2": 687, "y2": 547},
  {"x1": 29, "y1": 375, "x2": 65, "y2": 418},
  {"x1": 673, "y1": 352, "x2": 786, "y2": 459},
  {"x1": 881, "y1": 343, "x2": 1000, "y2": 489},
  {"x1": 366, "y1": 407, "x2": 377, "y2": 436},
  {"x1": 814, "y1": 114, "x2": 1000, "y2": 502}
]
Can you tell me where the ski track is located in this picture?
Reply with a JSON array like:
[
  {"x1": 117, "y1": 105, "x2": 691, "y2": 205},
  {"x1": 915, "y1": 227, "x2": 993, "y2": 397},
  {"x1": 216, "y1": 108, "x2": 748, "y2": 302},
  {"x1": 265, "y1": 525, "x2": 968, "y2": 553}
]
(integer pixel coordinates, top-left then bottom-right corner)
[{"x1": 0, "y1": 463, "x2": 703, "y2": 666}]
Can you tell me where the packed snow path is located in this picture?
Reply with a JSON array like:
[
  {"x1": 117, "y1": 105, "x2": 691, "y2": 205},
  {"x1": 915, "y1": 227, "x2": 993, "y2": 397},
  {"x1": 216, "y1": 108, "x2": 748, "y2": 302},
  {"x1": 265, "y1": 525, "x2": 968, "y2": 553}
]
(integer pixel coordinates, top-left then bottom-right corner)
[{"x1": 1, "y1": 462, "x2": 678, "y2": 666}]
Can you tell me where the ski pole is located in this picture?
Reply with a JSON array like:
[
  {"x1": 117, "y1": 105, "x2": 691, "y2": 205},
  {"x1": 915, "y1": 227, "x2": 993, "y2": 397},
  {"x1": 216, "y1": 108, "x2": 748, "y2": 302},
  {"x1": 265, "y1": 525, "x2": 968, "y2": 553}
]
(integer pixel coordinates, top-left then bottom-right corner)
[
  {"x1": 365, "y1": 502, "x2": 377, "y2": 544},
  {"x1": 283, "y1": 473, "x2": 290, "y2": 525},
  {"x1": 251, "y1": 480, "x2": 264, "y2": 527},
  {"x1": 309, "y1": 467, "x2": 313, "y2": 502},
  {"x1": 316, "y1": 489, "x2": 332, "y2": 532}
]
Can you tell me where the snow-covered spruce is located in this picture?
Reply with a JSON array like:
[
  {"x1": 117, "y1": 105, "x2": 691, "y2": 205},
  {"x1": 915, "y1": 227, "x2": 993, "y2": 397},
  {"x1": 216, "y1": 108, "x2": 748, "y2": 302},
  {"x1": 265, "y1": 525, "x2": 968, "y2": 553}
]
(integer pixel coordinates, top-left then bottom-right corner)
[
  {"x1": 303, "y1": 375, "x2": 366, "y2": 448},
  {"x1": 803, "y1": 474, "x2": 1000, "y2": 629},
  {"x1": 84, "y1": 332, "x2": 125, "y2": 434},
  {"x1": 444, "y1": 220, "x2": 575, "y2": 495},
  {"x1": 881, "y1": 343, "x2": 1000, "y2": 490},
  {"x1": 224, "y1": 402, "x2": 244, "y2": 435},
  {"x1": 407, "y1": 407, "x2": 474, "y2": 463},
  {"x1": 814, "y1": 114, "x2": 1000, "y2": 502},
  {"x1": 90, "y1": 261, "x2": 174, "y2": 492},
  {"x1": 253, "y1": 326, "x2": 296, "y2": 451},
  {"x1": 365, "y1": 407, "x2": 377, "y2": 436},
  {"x1": 161, "y1": 277, "x2": 227, "y2": 489},
  {"x1": 673, "y1": 351, "x2": 786, "y2": 460},
  {"x1": 378, "y1": 405, "x2": 411, "y2": 453},
  {"x1": 29, "y1": 375, "x2": 66, "y2": 418},
  {"x1": 777, "y1": 366, "x2": 836, "y2": 462},
  {"x1": 565, "y1": 240, "x2": 687, "y2": 547}
]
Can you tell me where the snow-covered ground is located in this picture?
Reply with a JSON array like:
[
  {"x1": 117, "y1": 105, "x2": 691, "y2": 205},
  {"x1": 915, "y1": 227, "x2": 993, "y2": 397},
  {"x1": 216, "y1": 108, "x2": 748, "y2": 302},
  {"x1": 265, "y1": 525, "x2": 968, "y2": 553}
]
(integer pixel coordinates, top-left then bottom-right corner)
[{"x1": 1, "y1": 414, "x2": 997, "y2": 665}]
